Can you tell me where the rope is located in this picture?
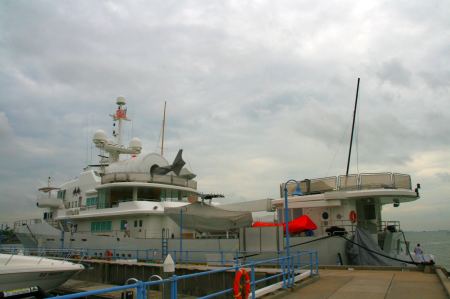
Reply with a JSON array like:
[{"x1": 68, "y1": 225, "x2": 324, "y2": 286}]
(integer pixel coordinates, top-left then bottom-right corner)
[
  {"x1": 287, "y1": 233, "x2": 432, "y2": 266},
  {"x1": 239, "y1": 231, "x2": 433, "y2": 266}
]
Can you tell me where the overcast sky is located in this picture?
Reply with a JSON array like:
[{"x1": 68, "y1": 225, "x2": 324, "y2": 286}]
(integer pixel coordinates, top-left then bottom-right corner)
[{"x1": 1, "y1": 0, "x2": 449, "y2": 231}]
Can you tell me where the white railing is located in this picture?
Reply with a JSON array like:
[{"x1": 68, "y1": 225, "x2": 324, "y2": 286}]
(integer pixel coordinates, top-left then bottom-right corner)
[
  {"x1": 101, "y1": 172, "x2": 197, "y2": 189},
  {"x1": 283, "y1": 172, "x2": 413, "y2": 195}
]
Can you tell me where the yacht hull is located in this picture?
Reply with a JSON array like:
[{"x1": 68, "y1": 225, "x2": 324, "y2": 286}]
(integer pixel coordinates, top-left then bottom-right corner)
[{"x1": 0, "y1": 254, "x2": 84, "y2": 292}]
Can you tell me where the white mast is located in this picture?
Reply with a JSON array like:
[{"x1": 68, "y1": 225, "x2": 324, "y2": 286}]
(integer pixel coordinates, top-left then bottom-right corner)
[
  {"x1": 93, "y1": 97, "x2": 142, "y2": 163},
  {"x1": 112, "y1": 96, "x2": 129, "y2": 146},
  {"x1": 161, "y1": 101, "x2": 166, "y2": 156}
]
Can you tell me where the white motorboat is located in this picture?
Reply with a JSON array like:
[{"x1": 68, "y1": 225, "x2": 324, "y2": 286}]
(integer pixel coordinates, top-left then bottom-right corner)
[{"x1": 0, "y1": 253, "x2": 84, "y2": 292}]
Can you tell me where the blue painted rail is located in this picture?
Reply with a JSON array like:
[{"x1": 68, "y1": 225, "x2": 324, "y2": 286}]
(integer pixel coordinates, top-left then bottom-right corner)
[{"x1": 47, "y1": 251, "x2": 318, "y2": 299}]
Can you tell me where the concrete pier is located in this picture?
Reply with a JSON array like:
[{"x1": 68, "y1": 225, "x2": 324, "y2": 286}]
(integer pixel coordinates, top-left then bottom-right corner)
[{"x1": 267, "y1": 268, "x2": 449, "y2": 299}]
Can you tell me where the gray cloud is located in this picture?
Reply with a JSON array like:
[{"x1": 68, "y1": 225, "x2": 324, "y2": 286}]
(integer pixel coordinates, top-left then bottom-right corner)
[{"x1": 0, "y1": 0, "x2": 450, "y2": 230}]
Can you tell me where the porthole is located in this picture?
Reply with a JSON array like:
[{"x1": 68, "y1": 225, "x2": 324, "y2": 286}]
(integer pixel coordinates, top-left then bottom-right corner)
[{"x1": 322, "y1": 211, "x2": 329, "y2": 220}]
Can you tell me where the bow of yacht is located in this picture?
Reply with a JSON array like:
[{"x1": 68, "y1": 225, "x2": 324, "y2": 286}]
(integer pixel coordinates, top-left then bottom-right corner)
[{"x1": 0, "y1": 253, "x2": 84, "y2": 292}]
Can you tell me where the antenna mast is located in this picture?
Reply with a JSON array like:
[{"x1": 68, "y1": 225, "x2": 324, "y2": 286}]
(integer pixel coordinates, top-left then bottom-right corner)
[
  {"x1": 161, "y1": 101, "x2": 167, "y2": 156},
  {"x1": 346, "y1": 78, "x2": 360, "y2": 176}
]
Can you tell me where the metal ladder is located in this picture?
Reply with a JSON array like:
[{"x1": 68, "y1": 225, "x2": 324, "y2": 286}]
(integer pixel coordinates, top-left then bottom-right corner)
[{"x1": 161, "y1": 228, "x2": 169, "y2": 260}]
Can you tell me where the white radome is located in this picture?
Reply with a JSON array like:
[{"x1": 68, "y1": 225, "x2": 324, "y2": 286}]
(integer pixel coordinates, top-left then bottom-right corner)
[
  {"x1": 92, "y1": 129, "x2": 108, "y2": 145},
  {"x1": 129, "y1": 137, "x2": 142, "y2": 151},
  {"x1": 116, "y1": 96, "x2": 126, "y2": 105}
]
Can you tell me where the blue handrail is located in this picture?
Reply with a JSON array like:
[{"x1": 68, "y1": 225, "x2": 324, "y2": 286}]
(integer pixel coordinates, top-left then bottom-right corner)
[{"x1": 48, "y1": 250, "x2": 319, "y2": 299}]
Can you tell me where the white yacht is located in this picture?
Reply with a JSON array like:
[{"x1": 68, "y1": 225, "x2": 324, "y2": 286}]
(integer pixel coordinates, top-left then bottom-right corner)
[
  {"x1": 270, "y1": 173, "x2": 423, "y2": 265},
  {"x1": 0, "y1": 253, "x2": 84, "y2": 292},
  {"x1": 13, "y1": 97, "x2": 425, "y2": 266},
  {"x1": 14, "y1": 97, "x2": 253, "y2": 260}
]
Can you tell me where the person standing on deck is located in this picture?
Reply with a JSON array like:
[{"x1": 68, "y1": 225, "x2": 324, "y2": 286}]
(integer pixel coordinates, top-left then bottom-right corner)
[
  {"x1": 124, "y1": 221, "x2": 130, "y2": 237},
  {"x1": 414, "y1": 243, "x2": 424, "y2": 262}
]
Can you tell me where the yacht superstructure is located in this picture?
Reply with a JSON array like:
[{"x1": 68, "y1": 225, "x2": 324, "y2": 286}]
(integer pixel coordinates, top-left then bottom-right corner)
[
  {"x1": 15, "y1": 98, "x2": 242, "y2": 254},
  {"x1": 13, "y1": 97, "x2": 426, "y2": 266}
]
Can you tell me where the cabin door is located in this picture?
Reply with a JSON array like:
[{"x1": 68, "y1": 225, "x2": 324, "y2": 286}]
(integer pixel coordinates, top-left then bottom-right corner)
[{"x1": 356, "y1": 199, "x2": 378, "y2": 234}]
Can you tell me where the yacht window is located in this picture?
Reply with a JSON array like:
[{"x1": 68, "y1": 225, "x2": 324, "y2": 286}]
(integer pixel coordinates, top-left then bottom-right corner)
[
  {"x1": 120, "y1": 220, "x2": 127, "y2": 231},
  {"x1": 165, "y1": 189, "x2": 179, "y2": 201},
  {"x1": 110, "y1": 187, "x2": 133, "y2": 206},
  {"x1": 57, "y1": 190, "x2": 66, "y2": 199},
  {"x1": 91, "y1": 221, "x2": 112, "y2": 232},
  {"x1": 139, "y1": 220, "x2": 143, "y2": 227},
  {"x1": 97, "y1": 189, "x2": 110, "y2": 209},
  {"x1": 86, "y1": 197, "x2": 98, "y2": 206},
  {"x1": 138, "y1": 188, "x2": 161, "y2": 201},
  {"x1": 134, "y1": 220, "x2": 138, "y2": 227}
]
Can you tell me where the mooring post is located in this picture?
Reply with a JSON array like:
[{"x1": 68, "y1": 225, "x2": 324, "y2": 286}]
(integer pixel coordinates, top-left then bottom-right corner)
[{"x1": 163, "y1": 254, "x2": 175, "y2": 299}]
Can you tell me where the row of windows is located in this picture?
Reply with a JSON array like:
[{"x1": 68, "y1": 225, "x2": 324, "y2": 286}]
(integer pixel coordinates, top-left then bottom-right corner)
[
  {"x1": 57, "y1": 190, "x2": 66, "y2": 199},
  {"x1": 91, "y1": 220, "x2": 143, "y2": 232},
  {"x1": 120, "y1": 219, "x2": 143, "y2": 230},
  {"x1": 95, "y1": 188, "x2": 196, "y2": 209},
  {"x1": 65, "y1": 201, "x2": 80, "y2": 209},
  {"x1": 91, "y1": 221, "x2": 112, "y2": 232},
  {"x1": 86, "y1": 197, "x2": 98, "y2": 206}
]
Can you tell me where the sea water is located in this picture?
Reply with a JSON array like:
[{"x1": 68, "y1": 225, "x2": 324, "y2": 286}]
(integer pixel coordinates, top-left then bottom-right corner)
[{"x1": 405, "y1": 230, "x2": 450, "y2": 271}]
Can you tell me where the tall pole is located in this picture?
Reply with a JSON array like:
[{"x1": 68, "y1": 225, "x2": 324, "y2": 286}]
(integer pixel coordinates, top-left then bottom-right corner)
[
  {"x1": 161, "y1": 101, "x2": 167, "y2": 156},
  {"x1": 283, "y1": 185, "x2": 290, "y2": 258},
  {"x1": 179, "y1": 208, "x2": 183, "y2": 262},
  {"x1": 346, "y1": 78, "x2": 360, "y2": 176}
]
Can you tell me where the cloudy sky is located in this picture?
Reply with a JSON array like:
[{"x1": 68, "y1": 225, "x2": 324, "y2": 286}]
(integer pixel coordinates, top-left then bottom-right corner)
[{"x1": 1, "y1": 1, "x2": 449, "y2": 230}]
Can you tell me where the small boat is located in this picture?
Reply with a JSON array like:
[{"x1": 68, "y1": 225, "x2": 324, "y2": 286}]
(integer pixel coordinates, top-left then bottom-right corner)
[{"x1": 0, "y1": 253, "x2": 84, "y2": 292}]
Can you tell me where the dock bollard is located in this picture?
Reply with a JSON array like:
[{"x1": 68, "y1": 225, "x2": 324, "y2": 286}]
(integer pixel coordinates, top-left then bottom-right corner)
[
  {"x1": 163, "y1": 254, "x2": 175, "y2": 299},
  {"x1": 123, "y1": 278, "x2": 138, "y2": 299}
]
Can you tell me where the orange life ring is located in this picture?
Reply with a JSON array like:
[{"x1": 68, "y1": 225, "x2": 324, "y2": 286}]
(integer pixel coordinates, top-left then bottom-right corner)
[
  {"x1": 349, "y1": 210, "x2": 357, "y2": 223},
  {"x1": 233, "y1": 268, "x2": 250, "y2": 299}
]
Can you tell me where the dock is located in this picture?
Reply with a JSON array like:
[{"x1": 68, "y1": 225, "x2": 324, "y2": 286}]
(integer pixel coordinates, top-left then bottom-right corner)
[
  {"x1": 56, "y1": 259, "x2": 450, "y2": 299},
  {"x1": 267, "y1": 267, "x2": 450, "y2": 299}
]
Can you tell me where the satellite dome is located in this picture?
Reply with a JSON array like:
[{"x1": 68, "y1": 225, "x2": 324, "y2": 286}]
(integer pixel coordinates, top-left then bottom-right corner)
[
  {"x1": 116, "y1": 96, "x2": 126, "y2": 105},
  {"x1": 93, "y1": 129, "x2": 108, "y2": 145},
  {"x1": 129, "y1": 137, "x2": 142, "y2": 151}
]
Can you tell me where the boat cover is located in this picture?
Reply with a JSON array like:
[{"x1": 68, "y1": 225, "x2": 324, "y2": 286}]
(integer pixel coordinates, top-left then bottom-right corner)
[
  {"x1": 252, "y1": 215, "x2": 317, "y2": 234},
  {"x1": 346, "y1": 227, "x2": 406, "y2": 266},
  {"x1": 165, "y1": 202, "x2": 253, "y2": 232}
]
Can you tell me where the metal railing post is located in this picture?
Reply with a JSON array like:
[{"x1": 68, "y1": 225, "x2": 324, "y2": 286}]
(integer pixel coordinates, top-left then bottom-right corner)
[
  {"x1": 136, "y1": 280, "x2": 146, "y2": 299},
  {"x1": 309, "y1": 251, "x2": 313, "y2": 274},
  {"x1": 220, "y1": 251, "x2": 224, "y2": 266},
  {"x1": 251, "y1": 264, "x2": 256, "y2": 299},
  {"x1": 171, "y1": 275, "x2": 178, "y2": 299},
  {"x1": 315, "y1": 251, "x2": 319, "y2": 275},
  {"x1": 289, "y1": 255, "x2": 293, "y2": 287},
  {"x1": 282, "y1": 257, "x2": 287, "y2": 288}
]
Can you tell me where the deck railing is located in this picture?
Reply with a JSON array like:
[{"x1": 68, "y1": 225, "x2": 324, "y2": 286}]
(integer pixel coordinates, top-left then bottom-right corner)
[
  {"x1": 101, "y1": 172, "x2": 197, "y2": 189},
  {"x1": 45, "y1": 250, "x2": 318, "y2": 299},
  {"x1": 283, "y1": 172, "x2": 413, "y2": 196},
  {"x1": 320, "y1": 220, "x2": 401, "y2": 235}
]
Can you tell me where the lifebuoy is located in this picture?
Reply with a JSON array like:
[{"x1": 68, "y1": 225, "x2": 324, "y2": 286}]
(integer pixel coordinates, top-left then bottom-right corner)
[
  {"x1": 233, "y1": 268, "x2": 250, "y2": 299},
  {"x1": 349, "y1": 210, "x2": 357, "y2": 223}
]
